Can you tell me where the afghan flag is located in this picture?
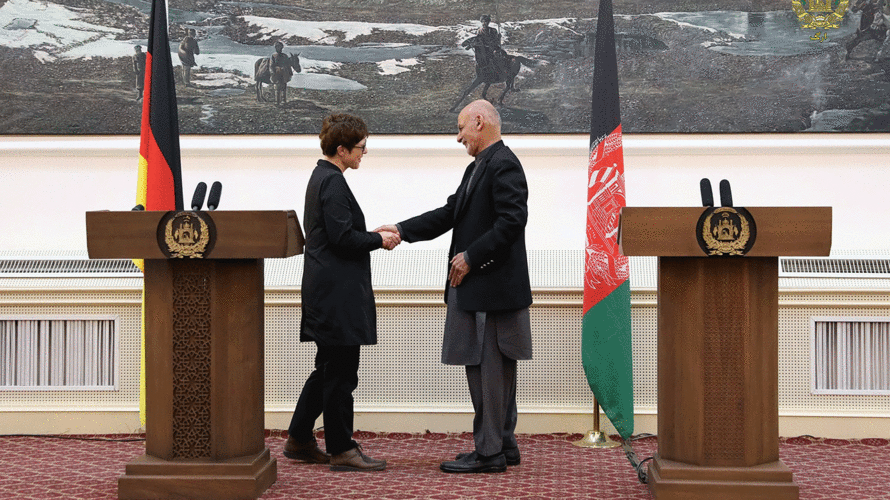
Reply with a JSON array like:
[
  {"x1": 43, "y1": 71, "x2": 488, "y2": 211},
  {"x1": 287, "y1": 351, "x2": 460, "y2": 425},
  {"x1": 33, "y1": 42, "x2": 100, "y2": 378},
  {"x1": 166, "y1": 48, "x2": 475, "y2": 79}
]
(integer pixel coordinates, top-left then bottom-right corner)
[
  {"x1": 134, "y1": 0, "x2": 183, "y2": 426},
  {"x1": 581, "y1": 0, "x2": 634, "y2": 440}
]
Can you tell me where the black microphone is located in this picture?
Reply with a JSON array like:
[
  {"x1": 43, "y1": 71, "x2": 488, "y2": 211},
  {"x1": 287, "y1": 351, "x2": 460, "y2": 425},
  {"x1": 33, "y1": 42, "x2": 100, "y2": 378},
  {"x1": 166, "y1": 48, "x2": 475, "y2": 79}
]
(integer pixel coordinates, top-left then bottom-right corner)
[
  {"x1": 191, "y1": 182, "x2": 207, "y2": 211},
  {"x1": 719, "y1": 179, "x2": 733, "y2": 207},
  {"x1": 207, "y1": 181, "x2": 222, "y2": 211},
  {"x1": 699, "y1": 178, "x2": 714, "y2": 207},
  {"x1": 131, "y1": 204, "x2": 145, "y2": 211}
]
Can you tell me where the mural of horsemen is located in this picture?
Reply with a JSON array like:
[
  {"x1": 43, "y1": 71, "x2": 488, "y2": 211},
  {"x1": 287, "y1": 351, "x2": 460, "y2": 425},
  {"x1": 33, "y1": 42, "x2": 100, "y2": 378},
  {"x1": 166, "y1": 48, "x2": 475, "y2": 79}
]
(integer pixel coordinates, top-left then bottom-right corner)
[{"x1": 2, "y1": 0, "x2": 890, "y2": 134}]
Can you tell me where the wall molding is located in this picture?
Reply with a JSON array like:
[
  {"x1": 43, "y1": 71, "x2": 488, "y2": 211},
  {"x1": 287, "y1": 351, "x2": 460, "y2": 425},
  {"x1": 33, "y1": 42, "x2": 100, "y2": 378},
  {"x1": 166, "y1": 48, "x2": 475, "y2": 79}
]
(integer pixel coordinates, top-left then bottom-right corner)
[{"x1": 3, "y1": 134, "x2": 890, "y2": 158}]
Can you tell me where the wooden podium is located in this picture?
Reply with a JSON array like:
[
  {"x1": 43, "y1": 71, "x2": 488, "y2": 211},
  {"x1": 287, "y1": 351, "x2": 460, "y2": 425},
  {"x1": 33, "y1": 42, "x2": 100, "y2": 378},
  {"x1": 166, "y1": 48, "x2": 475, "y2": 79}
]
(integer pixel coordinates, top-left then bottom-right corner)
[
  {"x1": 619, "y1": 206, "x2": 831, "y2": 500},
  {"x1": 86, "y1": 210, "x2": 304, "y2": 500}
]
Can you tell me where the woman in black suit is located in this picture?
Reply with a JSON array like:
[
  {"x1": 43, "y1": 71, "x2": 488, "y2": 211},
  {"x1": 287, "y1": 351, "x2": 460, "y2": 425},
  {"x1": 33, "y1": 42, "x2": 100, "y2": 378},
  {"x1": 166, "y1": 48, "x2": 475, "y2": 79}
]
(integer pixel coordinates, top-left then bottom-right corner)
[{"x1": 284, "y1": 113, "x2": 399, "y2": 472}]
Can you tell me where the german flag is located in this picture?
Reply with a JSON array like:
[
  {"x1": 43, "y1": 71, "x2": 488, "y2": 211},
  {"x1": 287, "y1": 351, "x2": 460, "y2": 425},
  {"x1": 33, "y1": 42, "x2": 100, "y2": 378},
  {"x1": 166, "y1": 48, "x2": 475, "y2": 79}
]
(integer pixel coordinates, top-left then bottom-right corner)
[
  {"x1": 135, "y1": 0, "x2": 183, "y2": 212},
  {"x1": 134, "y1": 0, "x2": 183, "y2": 427}
]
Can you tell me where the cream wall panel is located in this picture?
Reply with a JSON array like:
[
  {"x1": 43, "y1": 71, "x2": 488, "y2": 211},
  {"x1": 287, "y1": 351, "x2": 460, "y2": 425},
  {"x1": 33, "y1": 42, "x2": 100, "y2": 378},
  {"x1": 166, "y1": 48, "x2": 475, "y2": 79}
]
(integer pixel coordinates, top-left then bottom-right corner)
[{"x1": 1, "y1": 134, "x2": 889, "y2": 253}]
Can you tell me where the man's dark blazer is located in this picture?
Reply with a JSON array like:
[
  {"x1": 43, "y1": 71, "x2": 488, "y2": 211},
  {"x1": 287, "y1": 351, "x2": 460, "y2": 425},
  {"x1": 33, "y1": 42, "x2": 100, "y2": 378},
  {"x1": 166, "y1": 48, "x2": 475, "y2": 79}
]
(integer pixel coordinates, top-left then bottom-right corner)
[
  {"x1": 300, "y1": 160, "x2": 383, "y2": 346},
  {"x1": 398, "y1": 140, "x2": 533, "y2": 313}
]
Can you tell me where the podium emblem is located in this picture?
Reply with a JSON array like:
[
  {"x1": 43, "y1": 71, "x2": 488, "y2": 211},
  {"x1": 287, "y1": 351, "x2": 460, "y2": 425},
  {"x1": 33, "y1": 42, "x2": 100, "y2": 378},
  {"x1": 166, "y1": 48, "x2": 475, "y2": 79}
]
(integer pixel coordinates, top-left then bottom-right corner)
[
  {"x1": 158, "y1": 211, "x2": 216, "y2": 258},
  {"x1": 696, "y1": 207, "x2": 756, "y2": 256}
]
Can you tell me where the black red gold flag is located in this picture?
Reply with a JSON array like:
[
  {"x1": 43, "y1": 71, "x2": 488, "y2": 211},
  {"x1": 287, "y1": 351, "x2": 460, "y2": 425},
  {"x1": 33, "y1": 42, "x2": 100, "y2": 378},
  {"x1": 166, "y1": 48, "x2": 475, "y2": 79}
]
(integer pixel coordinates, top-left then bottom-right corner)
[
  {"x1": 134, "y1": 0, "x2": 183, "y2": 426},
  {"x1": 135, "y1": 0, "x2": 183, "y2": 212}
]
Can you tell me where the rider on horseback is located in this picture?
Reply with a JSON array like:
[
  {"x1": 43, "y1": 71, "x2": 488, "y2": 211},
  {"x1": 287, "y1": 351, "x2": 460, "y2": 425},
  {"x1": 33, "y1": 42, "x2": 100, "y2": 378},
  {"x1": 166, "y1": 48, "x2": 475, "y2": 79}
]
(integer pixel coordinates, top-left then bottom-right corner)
[
  {"x1": 476, "y1": 15, "x2": 510, "y2": 80},
  {"x1": 449, "y1": 14, "x2": 536, "y2": 111}
]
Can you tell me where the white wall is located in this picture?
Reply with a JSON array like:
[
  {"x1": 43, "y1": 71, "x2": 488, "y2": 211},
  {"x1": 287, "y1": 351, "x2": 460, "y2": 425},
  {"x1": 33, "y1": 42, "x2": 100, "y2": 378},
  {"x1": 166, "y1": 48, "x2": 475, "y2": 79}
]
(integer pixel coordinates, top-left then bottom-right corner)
[{"x1": 1, "y1": 134, "x2": 888, "y2": 254}]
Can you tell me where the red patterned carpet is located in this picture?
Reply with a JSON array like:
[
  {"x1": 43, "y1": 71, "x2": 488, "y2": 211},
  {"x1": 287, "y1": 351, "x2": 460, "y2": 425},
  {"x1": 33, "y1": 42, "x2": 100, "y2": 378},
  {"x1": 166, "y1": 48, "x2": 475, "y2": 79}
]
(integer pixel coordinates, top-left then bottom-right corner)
[{"x1": 0, "y1": 431, "x2": 889, "y2": 499}]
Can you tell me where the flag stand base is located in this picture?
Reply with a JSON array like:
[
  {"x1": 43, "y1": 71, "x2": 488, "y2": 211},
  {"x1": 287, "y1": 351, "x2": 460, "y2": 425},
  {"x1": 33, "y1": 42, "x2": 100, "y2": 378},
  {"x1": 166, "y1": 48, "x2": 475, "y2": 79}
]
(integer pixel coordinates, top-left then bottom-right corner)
[
  {"x1": 574, "y1": 400, "x2": 621, "y2": 449},
  {"x1": 573, "y1": 430, "x2": 621, "y2": 449}
]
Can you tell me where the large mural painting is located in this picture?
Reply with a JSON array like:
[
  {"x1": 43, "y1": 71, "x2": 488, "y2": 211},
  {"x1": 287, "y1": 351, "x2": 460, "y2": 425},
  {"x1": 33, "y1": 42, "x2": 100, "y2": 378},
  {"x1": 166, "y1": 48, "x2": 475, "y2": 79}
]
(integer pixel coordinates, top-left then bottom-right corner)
[{"x1": 0, "y1": 0, "x2": 888, "y2": 134}]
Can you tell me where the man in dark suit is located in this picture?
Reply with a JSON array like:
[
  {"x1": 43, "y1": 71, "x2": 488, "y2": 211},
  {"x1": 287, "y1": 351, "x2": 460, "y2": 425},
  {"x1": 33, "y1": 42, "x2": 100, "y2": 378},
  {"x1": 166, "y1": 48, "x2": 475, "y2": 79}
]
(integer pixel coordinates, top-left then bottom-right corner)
[{"x1": 377, "y1": 99, "x2": 533, "y2": 473}]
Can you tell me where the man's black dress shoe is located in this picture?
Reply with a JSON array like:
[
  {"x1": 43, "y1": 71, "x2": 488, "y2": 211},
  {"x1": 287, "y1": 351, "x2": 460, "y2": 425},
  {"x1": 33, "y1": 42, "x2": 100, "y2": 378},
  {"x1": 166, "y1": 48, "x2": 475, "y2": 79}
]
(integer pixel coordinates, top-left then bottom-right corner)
[
  {"x1": 456, "y1": 447, "x2": 520, "y2": 466},
  {"x1": 440, "y1": 451, "x2": 507, "y2": 473}
]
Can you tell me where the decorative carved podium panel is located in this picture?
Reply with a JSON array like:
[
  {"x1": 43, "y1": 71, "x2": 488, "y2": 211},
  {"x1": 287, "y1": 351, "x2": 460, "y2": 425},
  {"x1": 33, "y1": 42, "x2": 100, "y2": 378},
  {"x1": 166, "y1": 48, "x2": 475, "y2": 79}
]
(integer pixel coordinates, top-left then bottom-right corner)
[
  {"x1": 87, "y1": 210, "x2": 303, "y2": 500},
  {"x1": 170, "y1": 263, "x2": 213, "y2": 459},
  {"x1": 620, "y1": 206, "x2": 831, "y2": 500}
]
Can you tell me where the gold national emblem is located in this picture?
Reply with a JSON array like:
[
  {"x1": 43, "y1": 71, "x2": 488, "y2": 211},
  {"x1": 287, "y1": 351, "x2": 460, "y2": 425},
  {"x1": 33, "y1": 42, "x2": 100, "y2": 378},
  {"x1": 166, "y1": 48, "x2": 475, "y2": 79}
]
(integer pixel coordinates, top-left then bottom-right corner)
[
  {"x1": 697, "y1": 207, "x2": 757, "y2": 256},
  {"x1": 159, "y1": 212, "x2": 214, "y2": 258},
  {"x1": 792, "y1": 0, "x2": 849, "y2": 29}
]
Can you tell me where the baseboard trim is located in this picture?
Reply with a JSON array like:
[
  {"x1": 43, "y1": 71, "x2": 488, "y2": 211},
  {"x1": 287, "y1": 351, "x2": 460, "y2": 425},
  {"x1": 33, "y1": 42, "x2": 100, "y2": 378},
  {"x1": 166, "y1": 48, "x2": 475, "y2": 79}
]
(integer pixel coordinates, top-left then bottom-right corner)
[{"x1": 1, "y1": 410, "x2": 888, "y2": 439}]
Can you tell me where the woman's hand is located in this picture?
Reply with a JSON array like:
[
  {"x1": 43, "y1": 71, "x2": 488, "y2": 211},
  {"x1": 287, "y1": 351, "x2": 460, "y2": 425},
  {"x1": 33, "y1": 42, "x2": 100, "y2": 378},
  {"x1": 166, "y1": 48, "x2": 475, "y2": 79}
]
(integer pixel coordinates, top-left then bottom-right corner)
[{"x1": 379, "y1": 231, "x2": 401, "y2": 250}]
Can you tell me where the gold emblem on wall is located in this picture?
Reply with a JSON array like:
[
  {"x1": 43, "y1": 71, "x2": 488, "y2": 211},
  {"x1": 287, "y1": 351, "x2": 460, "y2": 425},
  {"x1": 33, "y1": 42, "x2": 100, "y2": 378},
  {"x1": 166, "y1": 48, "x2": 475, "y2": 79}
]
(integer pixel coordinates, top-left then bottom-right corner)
[
  {"x1": 792, "y1": 0, "x2": 849, "y2": 29},
  {"x1": 157, "y1": 211, "x2": 216, "y2": 258},
  {"x1": 696, "y1": 207, "x2": 757, "y2": 256}
]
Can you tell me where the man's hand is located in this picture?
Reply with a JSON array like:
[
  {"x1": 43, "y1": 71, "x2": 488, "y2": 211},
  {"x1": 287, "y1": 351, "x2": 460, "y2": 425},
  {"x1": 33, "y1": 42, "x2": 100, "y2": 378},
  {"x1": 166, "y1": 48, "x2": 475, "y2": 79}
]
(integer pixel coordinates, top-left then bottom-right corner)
[
  {"x1": 379, "y1": 231, "x2": 401, "y2": 250},
  {"x1": 373, "y1": 224, "x2": 399, "y2": 234},
  {"x1": 449, "y1": 252, "x2": 470, "y2": 287}
]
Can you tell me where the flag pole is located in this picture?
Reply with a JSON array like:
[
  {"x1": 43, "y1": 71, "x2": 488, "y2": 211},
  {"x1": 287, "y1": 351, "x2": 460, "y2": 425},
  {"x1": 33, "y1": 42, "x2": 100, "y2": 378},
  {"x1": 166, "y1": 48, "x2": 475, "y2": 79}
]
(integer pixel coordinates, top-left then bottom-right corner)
[{"x1": 573, "y1": 397, "x2": 620, "y2": 448}]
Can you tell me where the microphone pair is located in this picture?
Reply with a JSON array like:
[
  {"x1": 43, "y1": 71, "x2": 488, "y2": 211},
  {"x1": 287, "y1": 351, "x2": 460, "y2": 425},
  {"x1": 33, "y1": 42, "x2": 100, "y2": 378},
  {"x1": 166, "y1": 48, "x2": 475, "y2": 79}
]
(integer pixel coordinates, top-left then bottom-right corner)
[
  {"x1": 700, "y1": 179, "x2": 732, "y2": 207},
  {"x1": 129, "y1": 182, "x2": 222, "y2": 212},
  {"x1": 191, "y1": 181, "x2": 223, "y2": 211}
]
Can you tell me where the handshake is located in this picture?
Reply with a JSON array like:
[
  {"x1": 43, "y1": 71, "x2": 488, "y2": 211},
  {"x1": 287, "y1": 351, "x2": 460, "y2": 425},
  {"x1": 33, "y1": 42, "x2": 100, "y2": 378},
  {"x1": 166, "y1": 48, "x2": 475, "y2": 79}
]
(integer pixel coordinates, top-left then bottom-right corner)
[
  {"x1": 372, "y1": 223, "x2": 468, "y2": 286},
  {"x1": 373, "y1": 224, "x2": 401, "y2": 251}
]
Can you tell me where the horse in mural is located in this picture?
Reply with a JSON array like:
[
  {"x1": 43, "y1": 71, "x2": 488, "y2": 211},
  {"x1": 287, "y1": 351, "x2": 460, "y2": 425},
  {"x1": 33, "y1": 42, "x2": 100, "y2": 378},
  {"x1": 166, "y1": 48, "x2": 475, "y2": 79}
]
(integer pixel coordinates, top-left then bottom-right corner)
[
  {"x1": 449, "y1": 35, "x2": 536, "y2": 112},
  {"x1": 254, "y1": 52, "x2": 301, "y2": 105}
]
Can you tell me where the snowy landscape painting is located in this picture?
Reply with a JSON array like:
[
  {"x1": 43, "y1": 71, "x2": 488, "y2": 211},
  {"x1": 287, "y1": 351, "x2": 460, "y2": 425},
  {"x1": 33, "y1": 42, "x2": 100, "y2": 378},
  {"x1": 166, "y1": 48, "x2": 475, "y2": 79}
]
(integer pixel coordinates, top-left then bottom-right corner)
[{"x1": 1, "y1": 0, "x2": 889, "y2": 134}]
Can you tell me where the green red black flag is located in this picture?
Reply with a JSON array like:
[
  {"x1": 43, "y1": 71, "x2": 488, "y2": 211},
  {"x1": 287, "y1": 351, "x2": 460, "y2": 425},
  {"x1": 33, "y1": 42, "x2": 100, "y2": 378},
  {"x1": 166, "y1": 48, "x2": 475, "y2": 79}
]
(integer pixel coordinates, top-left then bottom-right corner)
[
  {"x1": 581, "y1": 0, "x2": 634, "y2": 440},
  {"x1": 135, "y1": 0, "x2": 183, "y2": 212}
]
